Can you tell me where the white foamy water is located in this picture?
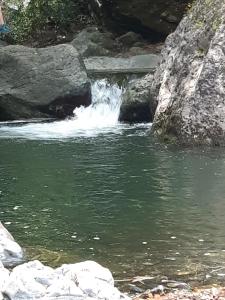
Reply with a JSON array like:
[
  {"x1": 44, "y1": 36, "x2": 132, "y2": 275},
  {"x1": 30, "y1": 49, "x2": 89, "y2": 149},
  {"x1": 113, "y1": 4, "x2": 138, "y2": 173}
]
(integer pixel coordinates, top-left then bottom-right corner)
[{"x1": 0, "y1": 80, "x2": 128, "y2": 139}]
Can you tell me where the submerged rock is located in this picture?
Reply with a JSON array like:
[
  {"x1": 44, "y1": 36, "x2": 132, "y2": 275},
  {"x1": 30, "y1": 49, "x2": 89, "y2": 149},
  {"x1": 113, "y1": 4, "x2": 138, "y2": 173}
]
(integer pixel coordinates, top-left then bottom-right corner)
[
  {"x1": 2, "y1": 260, "x2": 130, "y2": 300},
  {"x1": 151, "y1": 0, "x2": 225, "y2": 145},
  {"x1": 0, "y1": 222, "x2": 24, "y2": 267},
  {"x1": 0, "y1": 44, "x2": 91, "y2": 121}
]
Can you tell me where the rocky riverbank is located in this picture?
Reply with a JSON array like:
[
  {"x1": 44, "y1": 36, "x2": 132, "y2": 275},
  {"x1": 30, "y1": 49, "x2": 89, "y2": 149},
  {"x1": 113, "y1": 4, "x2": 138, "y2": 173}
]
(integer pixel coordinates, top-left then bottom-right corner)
[
  {"x1": 0, "y1": 222, "x2": 130, "y2": 300},
  {"x1": 134, "y1": 287, "x2": 225, "y2": 300}
]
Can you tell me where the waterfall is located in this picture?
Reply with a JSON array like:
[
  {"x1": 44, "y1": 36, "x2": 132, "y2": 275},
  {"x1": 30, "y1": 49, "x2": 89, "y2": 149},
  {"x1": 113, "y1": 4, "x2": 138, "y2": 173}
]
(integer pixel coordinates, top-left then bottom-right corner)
[
  {"x1": 0, "y1": 79, "x2": 124, "y2": 139},
  {"x1": 72, "y1": 79, "x2": 123, "y2": 129}
]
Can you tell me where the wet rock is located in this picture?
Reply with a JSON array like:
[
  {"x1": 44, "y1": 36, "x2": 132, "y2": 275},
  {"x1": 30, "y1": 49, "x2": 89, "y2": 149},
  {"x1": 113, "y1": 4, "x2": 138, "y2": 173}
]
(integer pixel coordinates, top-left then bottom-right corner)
[
  {"x1": 71, "y1": 26, "x2": 121, "y2": 57},
  {"x1": 152, "y1": 0, "x2": 225, "y2": 145},
  {"x1": 119, "y1": 74, "x2": 156, "y2": 123},
  {"x1": 128, "y1": 284, "x2": 144, "y2": 294},
  {"x1": 0, "y1": 44, "x2": 91, "y2": 121},
  {"x1": 0, "y1": 222, "x2": 24, "y2": 267},
  {"x1": 2, "y1": 260, "x2": 130, "y2": 300}
]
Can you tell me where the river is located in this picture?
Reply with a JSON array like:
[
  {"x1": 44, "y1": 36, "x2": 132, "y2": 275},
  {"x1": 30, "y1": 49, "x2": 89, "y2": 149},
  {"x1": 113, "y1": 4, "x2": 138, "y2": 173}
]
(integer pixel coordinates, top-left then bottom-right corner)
[{"x1": 0, "y1": 80, "x2": 225, "y2": 291}]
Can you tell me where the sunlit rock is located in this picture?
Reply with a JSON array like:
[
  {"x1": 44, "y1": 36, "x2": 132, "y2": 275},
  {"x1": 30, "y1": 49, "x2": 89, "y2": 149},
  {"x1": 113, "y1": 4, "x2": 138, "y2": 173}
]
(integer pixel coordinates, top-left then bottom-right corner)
[
  {"x1": 151, "y1": 0, "x2": 225, "y2": 145},
  {"x1": 0, "y1": 44, "x2": 91, "y2": 121},
  {"x1": 3, "y1": 260, "x2": 130, "y2": 300},
  {"x1": 0, "y1": 222, "x2": 24, "y2": 267}
]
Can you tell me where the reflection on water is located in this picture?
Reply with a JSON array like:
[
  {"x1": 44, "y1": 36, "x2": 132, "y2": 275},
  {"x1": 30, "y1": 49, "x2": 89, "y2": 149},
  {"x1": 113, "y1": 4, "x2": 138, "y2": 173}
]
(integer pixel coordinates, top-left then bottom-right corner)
[{"x1": 1, "y1": 128, "x2": 225, "y2": 290}]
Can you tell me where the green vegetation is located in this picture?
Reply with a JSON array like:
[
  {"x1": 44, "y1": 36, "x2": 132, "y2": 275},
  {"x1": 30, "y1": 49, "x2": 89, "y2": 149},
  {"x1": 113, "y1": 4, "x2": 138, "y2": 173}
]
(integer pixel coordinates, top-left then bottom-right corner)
[{"x1": 4, "y1": 0, "x2": 90, "y2": 44}]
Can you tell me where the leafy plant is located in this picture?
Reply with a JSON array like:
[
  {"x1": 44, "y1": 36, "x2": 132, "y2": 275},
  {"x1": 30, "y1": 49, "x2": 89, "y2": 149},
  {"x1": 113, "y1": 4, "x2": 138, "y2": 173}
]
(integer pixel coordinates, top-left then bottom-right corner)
[{"x1": 4, "y1": 0, "x2": 90, "y2": 44}]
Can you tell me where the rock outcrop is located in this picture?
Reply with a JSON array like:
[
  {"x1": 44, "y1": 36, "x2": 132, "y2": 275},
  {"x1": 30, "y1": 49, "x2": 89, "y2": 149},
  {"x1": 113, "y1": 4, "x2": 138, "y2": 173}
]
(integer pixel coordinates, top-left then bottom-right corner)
[
  {"x1": 151, "y1": 0, "x2": 225, "y2": 145},
  {"x1": 0, "y1": 260, "x2": 130, "y2": 300},
  {"x1": 0, "y1": 222, "x2": 24, "y2": 267},
  {"x1": 0, "y1": 44, "x2": 91, "y2": 121}
]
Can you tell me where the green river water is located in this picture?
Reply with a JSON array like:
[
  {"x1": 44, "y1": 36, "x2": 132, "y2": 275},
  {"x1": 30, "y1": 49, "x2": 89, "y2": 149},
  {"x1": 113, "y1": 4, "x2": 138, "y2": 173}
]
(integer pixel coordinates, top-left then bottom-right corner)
[
  {"x1": 0, "y1": 80, "x2": 225, "y2": 291},
  {"x1": 1, "y1": 127, "x2": 225, "y2": 290}
]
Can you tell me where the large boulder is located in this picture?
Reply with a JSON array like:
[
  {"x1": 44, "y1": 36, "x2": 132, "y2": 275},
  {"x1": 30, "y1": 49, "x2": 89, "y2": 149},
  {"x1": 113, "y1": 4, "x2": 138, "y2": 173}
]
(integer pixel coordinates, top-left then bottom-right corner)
[
  {"x1": 0, "y1": 222, "x2": 24, "y2": 267},
  {"x1": 90, "y1": 0, "x2": 191, "y2": 38},
  {"x1": 0, "y1": 44, "x2": 91, "y2": 121},
  {"x1": 151, "y1": 0, "x2": 225, "y2": 145},
  {"x1": 2, "y1": 260, "x2": 130, "y2": 300}
]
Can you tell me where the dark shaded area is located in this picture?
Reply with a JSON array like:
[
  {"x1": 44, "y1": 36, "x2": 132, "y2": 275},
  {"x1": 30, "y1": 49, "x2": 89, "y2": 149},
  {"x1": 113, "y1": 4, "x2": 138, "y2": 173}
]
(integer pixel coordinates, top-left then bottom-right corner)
[
  {"x1": 41, "y1": 89, "x2": 92, "y2": 119},
  {"x1": 119, "y1": 103, "x2": 152, "y2": 123},
  {"x1": 90, "y1": 0, "x2": 191, "y2": 41}
]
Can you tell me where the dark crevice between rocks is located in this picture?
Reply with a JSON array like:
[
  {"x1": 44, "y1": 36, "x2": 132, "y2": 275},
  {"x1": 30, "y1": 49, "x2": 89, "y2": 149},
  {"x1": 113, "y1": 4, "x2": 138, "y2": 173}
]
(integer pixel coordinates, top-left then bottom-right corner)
[{"x1": 102, "y1": 14, "x2": 168, "y2": 42}]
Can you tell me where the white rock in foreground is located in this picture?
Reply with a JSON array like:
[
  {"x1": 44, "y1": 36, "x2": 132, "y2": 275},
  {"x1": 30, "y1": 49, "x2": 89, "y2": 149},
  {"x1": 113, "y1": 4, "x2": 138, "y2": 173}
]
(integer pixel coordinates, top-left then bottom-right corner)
[
  {"x1": 0, "y1": 222, "x2": 24, "y2": 267},
  {"x1": 2, "y1": 260, "x2": 130, "y2": 300}
]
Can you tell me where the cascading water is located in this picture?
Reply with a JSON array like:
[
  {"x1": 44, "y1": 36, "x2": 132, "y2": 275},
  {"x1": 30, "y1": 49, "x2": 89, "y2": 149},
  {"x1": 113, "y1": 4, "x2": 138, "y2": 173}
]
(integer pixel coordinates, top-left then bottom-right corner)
[
  {"x1": 0, "y1": 79, "x2": 125, "y2": 139},
  {"x1": 72, "y1": 79, "x2": 123, "y2": 129}
]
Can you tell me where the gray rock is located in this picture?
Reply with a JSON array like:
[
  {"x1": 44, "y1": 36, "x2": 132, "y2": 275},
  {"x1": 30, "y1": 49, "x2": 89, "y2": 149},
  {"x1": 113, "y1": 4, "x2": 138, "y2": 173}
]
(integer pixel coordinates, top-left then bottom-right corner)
[
  {"x1": 0, "y1": 44, "x2": 91, "y2": 121},
  {"x1": 119, "y1": 74, "x2": 155, "y2": 123},
  {"x1": 0, "y1": 222, "x2": 24, "y2": 267},
  {"x1": 71, "y1": 27, "x2": 120, "y2": 57},
  {"x1": 117, "y1": 31, "x2": 143, "y2": 48},
  {"x1": 0, "y1": 40, "x2": 7, "y2": 47},
  {"x1": 151, "y1": 0, "x2": 225, "y2": 145},
  {"x1": 84, "y1": 54, "x2": 161, "y2": 75},
  {"x1": 2, "y1": 260, "x2": 130, "y2": 300}
]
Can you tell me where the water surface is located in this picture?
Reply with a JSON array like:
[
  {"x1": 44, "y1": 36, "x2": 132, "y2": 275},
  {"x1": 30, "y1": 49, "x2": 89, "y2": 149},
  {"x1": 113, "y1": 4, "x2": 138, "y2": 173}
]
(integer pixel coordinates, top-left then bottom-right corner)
[
  {"x1": 1, "y1": 80, "x2": 225, "y2": 291},
  {"x1": 1, "y1": 129, "x2": 225, "y2": 290}
]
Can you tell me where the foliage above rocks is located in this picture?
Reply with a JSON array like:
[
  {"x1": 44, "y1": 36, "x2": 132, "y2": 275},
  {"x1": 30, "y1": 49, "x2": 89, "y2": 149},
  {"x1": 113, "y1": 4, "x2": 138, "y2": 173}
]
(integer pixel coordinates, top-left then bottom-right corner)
[{"x1": 4, "y1": 0, "x2": 92, "y2": 45}]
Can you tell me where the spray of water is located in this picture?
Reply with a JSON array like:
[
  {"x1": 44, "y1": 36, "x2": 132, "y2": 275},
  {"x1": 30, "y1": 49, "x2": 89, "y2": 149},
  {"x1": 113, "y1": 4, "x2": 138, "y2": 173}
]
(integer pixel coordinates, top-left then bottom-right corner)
[{"x1": 0, "y1": 79, "x2": 124, "y2": 139}]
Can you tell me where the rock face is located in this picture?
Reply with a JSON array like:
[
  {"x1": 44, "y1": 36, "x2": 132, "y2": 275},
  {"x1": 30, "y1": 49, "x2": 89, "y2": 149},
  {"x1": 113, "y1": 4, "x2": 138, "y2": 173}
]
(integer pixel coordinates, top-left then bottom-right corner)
[
  {"x1": 0, "y1": 222, "x2": 24, "y2": 267},
  {"x1": 0, "y1": 44, "x2": 91, "y2": 121},
  {"x1": 119, "y1": 74, "x2": 156, "y2": 123},
  {"x1": 91, "y1": 0, "x2": 190, "y2": 38},
  {"x1": 151, "y1": 0, "x2": 225, "y2": 145},
  {"x1": 1, "y1": 260, "x2": 130, "y2": 300}
]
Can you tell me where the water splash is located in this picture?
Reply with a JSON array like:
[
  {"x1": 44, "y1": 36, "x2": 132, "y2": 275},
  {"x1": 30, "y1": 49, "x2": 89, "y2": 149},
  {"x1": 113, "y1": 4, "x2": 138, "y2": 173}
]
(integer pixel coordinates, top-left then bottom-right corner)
[
  {"x1": 72, "y1": 79, "x2": 123, "y2": 129},
  {"x1": 0, "y1": 79, "x2": 126, "y2": 139}
]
